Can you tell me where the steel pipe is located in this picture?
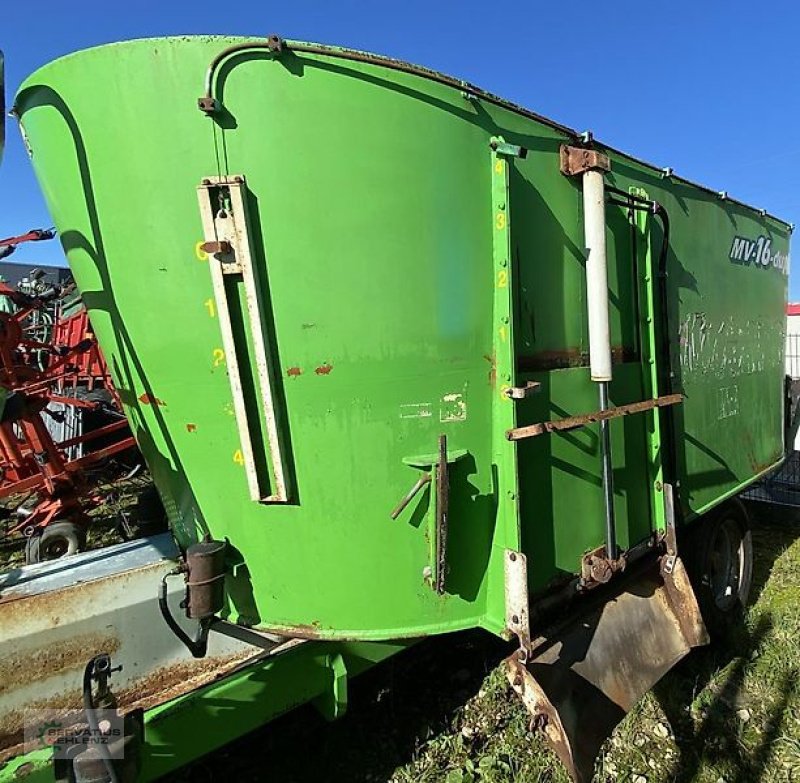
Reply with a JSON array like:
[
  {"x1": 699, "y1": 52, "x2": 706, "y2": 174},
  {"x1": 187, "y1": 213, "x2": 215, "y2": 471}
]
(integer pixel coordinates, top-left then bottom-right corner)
[{"x1": 583, "y1": 168, "x2": 612, "y2": 382}]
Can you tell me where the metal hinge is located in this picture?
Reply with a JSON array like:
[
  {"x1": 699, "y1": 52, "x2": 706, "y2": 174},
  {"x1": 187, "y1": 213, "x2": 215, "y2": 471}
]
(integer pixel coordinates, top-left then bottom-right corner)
[{"x1": 559, "y1": 144, "x2": 611, "y2": 177}]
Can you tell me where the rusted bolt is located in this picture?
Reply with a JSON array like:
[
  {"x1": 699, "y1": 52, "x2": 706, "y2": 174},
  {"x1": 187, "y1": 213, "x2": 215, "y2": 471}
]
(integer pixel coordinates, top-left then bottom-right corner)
[
  {"x1": 266, "y1": 34, "x2": 284, "y2": 52},
  {"x1": 234, "y1": 176, "x2": 244, "y2": 183},
  {"x1": 200, "y1": 240, "x2": 232, "y2": 255},
  {"x1": 655, "y1": 480, "x2": 663, "y2": 491},
  {"x1": 202, "y1": 178, "x2": 211, "y2": 186},
  {"x1": 513, "y1": 672, "x2": 523, "y2": 687},
  {"x1": 509, "y1": 552, "x2": 517, "y2": 562},
  {"x1": 197, "y1": 96, "x2": 219, "y2": 115},
  {"x1": 511, "y1": 614, "x2": 519, "y2": 624}
]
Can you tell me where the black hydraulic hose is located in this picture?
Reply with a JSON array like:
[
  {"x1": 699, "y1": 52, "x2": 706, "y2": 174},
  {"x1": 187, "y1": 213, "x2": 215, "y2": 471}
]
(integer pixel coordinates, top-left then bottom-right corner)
[
  {"x1": 607, "y1": 190, "x2": 680, "y2": 486},
  {"x1": 651, "y1": 202, "x2": 680, "y2": 485},
  {"x1": 652, "y1": 202, "x2": 672, "y2": 393},
  {"x1": 82, "y1": 655, "x2": 120, "y2": 783},
  {"x1": 158, "y1": 572, "x2": 209, "y2": 658}
]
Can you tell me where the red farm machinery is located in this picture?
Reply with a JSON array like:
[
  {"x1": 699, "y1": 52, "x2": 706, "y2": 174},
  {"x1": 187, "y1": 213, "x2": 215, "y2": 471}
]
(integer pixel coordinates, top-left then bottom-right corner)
[{"x1": 0, "y1": 228, "x2": 138, "y2": 562}]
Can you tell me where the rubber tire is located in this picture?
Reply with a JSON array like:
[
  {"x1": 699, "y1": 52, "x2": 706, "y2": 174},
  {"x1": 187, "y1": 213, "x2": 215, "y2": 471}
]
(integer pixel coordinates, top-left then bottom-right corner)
[
  {"x1": 25, "y1": 521, "x2": 87, "y2": 564},
  {"x1": 134, "y1": 485, "x2": 169, "y2": 536},
  {"x1": 681, "y1": 500, "x2": 753, "y2": 639}
]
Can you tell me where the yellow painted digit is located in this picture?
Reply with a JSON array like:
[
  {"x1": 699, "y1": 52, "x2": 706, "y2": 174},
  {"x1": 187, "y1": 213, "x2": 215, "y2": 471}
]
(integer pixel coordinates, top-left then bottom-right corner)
[
  {"x1": 204, "y1": 298, "x2": 216, "y2": 318},
  {"x1": 500, "y1": 384, "x2": 511, "y2": 399},
  {"x1": 499, "y1": 325, "x2": 507, "y2": 343},
  {"x1": 233, "y1": 449, "x2": 244, "y2": 466},
  {"x1": 497, "y1": 270, "x2": 508, "y2": 288},
  {"x1": 496, "y1": 212, "x2": 506, "y2": 230},
  {"x1": 212, "y1": 348, "x2": 225, "y2": 367},
  {"x1": 195, "y1": 241, "x2": 209, "y2": 261},
  {"x1": 495, "y1": 160, "x2": 503, "y2": 174}
]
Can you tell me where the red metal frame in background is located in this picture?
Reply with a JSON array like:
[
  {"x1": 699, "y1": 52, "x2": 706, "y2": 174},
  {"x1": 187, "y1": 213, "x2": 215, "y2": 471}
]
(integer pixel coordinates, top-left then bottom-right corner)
[{"x1": 0, "y1": 230, "x2": 135, "y2": 541}]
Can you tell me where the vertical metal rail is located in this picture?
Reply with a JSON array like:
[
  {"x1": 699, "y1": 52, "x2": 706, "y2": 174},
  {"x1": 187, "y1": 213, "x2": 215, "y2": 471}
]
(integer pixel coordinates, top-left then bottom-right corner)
[
  {"x1": 490, "y1": 137, "x2": 524, "y2": 555},
  {"x1": 489, "y1": 137, "x2": 531, "y2": 645},
  {"x1": 197, "y1": 176, "x2": 288, "y2": 503},
  {"x1": 632, "y1": 187, "x2": 667, "y2": 536}
]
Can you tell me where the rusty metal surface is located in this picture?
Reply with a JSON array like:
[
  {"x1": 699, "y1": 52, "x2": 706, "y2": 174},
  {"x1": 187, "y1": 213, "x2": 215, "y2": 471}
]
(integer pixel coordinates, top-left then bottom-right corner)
[
  {"x1": 579, "y1": 544, "x2": 626, "y2": 588},
  {"x1": 506, "y1": 393, "x2": 684, "y2": 441},
  {"x1": 186, "y1": 540, "x2": 227, "y2": 619},
  {"x1": 434, "y1": 434, "x2": 448, "y2": 595},
  {"x1": 517, "y1": 345, "x2": 636, "y2": 371},
  {"x1": 507, "y1": 556, "x2": 708, "y2": 783},
  {"x1": 0, "y1": 535, "x2": 261, "y2": 761},
  {"x1": 559, "y1": 144, "x2": 611, "y2": 177}
]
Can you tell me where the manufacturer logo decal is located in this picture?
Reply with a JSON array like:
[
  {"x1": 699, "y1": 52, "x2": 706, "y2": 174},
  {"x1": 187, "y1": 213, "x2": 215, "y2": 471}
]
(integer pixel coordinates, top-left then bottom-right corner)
[{"x1": 729, "y1": 235, "x2": 789, "y2": 275}]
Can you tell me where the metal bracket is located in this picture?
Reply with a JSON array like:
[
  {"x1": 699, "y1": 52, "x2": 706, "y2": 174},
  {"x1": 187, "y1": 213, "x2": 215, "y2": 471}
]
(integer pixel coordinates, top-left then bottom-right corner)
[
  {"x1": 663, "y1": 482, "x2": 678, "y2": 557},
  {"x1": 504, "y1": 549, "x2": 531, "y2": 655},
  {"x1": 490, "y1": 139, "x2": 527, "y2": 158},
  {"x1": 503, "y1": 381, "x2": 541, "y2": 400},
  {"x1": 312, "y1": 652, "x2": 348, "y2": 721},
  {"x1": 580, "y1": 544, "x2": 626, "y2": 589},
  {"x1": 559, "y1": 144, "x2": 611, "y2": 177}
]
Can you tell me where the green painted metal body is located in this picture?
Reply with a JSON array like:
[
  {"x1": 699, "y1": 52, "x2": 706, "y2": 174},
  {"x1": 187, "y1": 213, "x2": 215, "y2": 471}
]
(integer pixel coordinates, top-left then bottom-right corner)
[{"x1": 14, "y1": 36, "x2": 790, "y2": 643}]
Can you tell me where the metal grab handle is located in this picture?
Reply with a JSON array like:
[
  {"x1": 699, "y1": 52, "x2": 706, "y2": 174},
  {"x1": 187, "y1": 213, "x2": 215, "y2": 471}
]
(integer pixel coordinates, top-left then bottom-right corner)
[{"x1": 197, "y1": 175, "x2": 288, "y2": 503}]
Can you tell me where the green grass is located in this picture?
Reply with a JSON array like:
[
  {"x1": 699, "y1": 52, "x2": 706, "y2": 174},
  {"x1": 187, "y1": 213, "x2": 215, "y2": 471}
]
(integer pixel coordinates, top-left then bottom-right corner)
[{"x1": 171, "y1": 503, "x2": 800, "y2": 783}]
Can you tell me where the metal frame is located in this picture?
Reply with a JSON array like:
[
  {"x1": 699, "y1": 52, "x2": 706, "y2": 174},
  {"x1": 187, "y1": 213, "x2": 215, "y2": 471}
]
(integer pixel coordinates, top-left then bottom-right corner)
[{"x1": 197, "y1": 176, "x2": 288, "y2": 503}]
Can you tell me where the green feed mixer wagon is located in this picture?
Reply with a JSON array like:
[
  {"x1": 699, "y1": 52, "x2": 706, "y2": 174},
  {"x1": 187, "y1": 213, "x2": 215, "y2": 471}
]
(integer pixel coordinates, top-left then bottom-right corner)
[{"x1": 0, "y1": 35, "x2": 791, "y2": 783}]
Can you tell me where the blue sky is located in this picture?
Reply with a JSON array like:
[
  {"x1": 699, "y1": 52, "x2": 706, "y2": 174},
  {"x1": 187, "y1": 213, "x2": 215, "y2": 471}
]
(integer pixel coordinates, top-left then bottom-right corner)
[{"x1": 2, "y1": 1, "x2": 798, "y2": 296}]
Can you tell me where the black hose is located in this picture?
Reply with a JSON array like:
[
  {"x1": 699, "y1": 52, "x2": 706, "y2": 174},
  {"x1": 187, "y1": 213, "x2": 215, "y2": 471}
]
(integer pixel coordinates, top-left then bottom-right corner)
[
  {"x1": 651, "y1": 202, "x2": 680, "y2": 486},
  {"x1": 158, "y1": 572, "x2": 209, "y2": 658},
  {"x1": 82, "y1": 655, "x2": 120, "y2": 783},
  {"x1": 607, "y1": 190, "x2": 680, "y2": 488}
]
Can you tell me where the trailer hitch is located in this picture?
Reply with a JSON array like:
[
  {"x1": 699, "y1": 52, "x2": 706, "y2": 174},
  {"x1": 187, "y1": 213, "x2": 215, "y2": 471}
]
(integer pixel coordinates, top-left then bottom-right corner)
[{"x1": 50, "y1": 654, "x2": 143, "y2": 783}]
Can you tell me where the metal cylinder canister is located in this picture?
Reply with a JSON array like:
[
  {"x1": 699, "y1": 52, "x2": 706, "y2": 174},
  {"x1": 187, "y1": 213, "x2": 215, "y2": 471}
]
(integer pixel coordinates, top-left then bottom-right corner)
[{"x1": 185, "y1": 540, "x2": 227, "y2": 620}]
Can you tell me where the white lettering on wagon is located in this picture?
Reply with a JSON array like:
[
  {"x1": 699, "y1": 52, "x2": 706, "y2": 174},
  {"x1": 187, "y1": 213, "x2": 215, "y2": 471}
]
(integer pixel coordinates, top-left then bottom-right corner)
[{"x1": 729, "y1": 235, "x2": 789, "y2": 275}]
